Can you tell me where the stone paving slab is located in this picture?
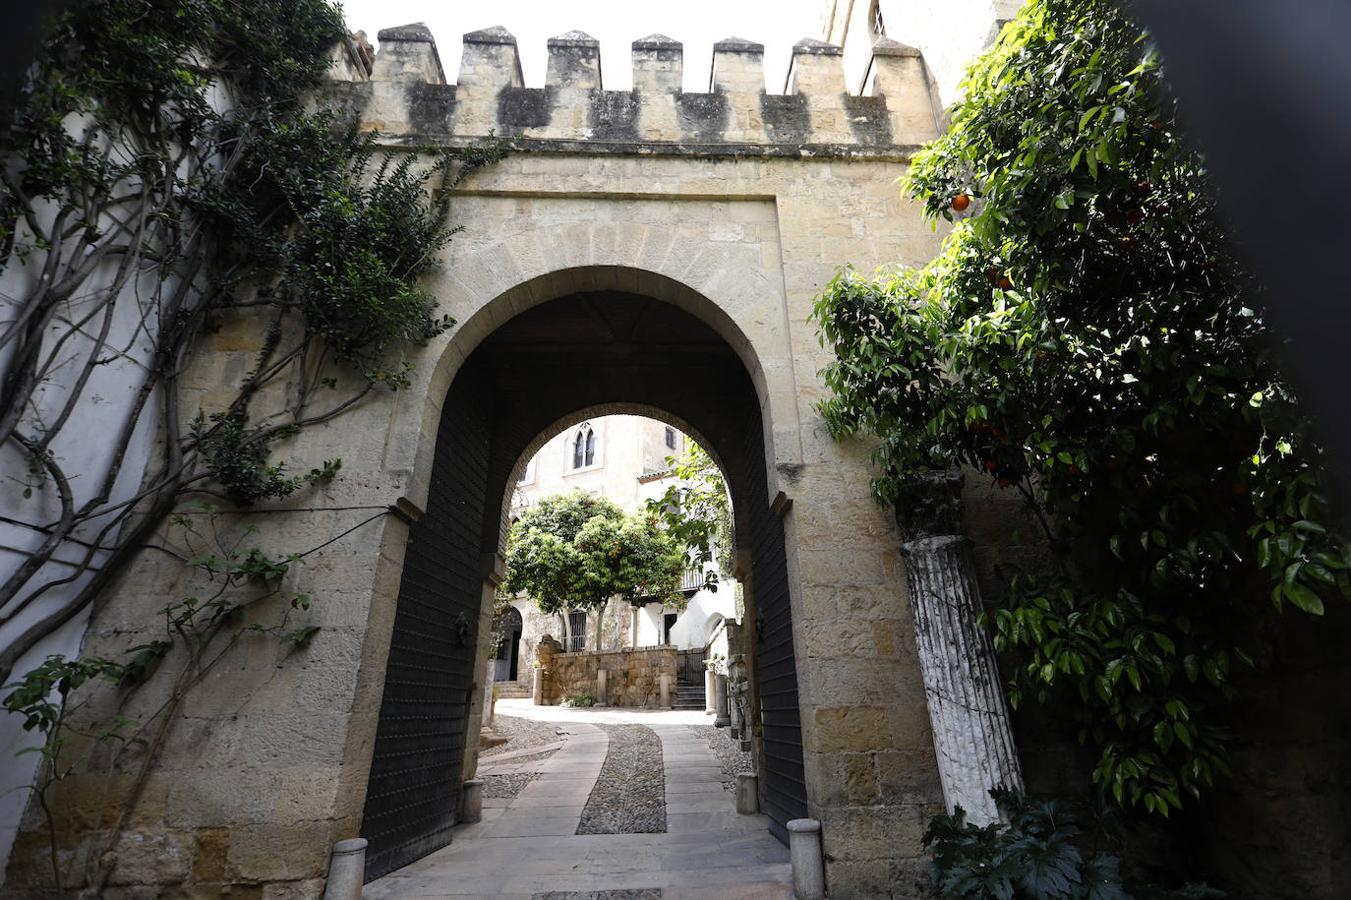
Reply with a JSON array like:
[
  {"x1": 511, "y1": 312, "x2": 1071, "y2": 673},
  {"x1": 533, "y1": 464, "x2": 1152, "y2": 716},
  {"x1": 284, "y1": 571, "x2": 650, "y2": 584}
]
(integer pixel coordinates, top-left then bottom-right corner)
[
  {"x1": 484, "y1": 815, "x2": 583, "y2": 838},
  {"x1": 662, "y1": 782, "x2": 725, "y2": 795},
  {"x1": 664, "y1": 797, "x2": 728, "y2": 814},
  {"x1": 364, "y1": 715, "x2": 788, "y2": 899}
]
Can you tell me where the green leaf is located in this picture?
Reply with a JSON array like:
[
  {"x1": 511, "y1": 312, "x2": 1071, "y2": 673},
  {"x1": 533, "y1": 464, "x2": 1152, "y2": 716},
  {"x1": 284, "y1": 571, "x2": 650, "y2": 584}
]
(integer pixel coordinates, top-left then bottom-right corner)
[{"x1": 1282, "y1": 581, "x2": 1326, "y2": 616}]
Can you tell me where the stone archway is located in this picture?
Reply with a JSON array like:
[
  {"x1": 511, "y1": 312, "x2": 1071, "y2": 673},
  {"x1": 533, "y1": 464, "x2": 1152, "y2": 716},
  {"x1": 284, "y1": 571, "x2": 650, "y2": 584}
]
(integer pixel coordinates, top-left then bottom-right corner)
[{"x1": 356, "y1": 283, "x2": 809, "y2": 879}]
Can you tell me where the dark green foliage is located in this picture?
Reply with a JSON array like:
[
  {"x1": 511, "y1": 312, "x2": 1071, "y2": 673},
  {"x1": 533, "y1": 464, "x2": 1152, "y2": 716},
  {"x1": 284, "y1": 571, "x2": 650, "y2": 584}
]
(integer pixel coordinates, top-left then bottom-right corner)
[
  {"x1": 812, "y1": 0, "x2": 1347, "y2": 816},
  {"x1": 924, "y1": 790, "x2": 1221, "y2": 900},
  {"x1": 643, "y1": 442, "x2": 733, "y2": 589},
  {"x1": 504, "y1": 490, "x2": 687, "y2": 618},
  {"x1": 1, "y1": 0, "x2": 343, "y2": 255},
  {"x1": 199, "y1": 114, "x2": 504, "y2": 388},
  {"x1": 193, "y1": 411, "x2": 341, "y2": 505},
  {"x1": 3, "y1": 656, "x2": 128, "y2": 734}
]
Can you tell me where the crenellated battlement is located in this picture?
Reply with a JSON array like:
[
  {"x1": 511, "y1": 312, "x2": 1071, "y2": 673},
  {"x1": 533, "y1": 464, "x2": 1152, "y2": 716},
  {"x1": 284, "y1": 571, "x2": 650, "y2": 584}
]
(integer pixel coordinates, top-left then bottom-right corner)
[{"x1": 323, "y1": 24, "x2": 938, "y2": 156}]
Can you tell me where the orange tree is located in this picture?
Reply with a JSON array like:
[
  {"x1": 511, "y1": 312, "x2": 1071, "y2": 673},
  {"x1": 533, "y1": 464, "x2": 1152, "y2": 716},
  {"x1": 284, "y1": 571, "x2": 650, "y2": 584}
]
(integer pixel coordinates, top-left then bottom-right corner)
[
  {"x1": 503, "y1": 490, "x2": 686, "y2": 651},
  {"x1": 812, "y1": 0, "x2": 1348, "y2": 819}
]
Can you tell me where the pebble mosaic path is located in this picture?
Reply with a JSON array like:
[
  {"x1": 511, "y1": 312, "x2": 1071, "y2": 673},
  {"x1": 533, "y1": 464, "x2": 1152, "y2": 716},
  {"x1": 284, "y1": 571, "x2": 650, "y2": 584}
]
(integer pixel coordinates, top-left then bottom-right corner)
[{"x1": 363, "y1": 705, "x2": 791, "y2": 898}]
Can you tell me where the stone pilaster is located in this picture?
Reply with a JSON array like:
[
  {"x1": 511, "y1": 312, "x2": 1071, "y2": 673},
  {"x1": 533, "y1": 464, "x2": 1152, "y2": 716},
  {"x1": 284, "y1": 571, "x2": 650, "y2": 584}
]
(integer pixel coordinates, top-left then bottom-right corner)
[{"x1": 897, "y1": 472, "x2": 1023, "y2": 823}]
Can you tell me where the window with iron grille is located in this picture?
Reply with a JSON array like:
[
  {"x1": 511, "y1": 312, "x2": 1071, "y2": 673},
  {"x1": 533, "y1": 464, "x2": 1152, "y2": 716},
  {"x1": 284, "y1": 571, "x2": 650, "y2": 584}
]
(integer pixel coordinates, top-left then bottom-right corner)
[
  {"x1": 664, "y1": 425, "x2": 677, "y2": 449},
  {"x1": 870, "y1": 0, "x2": 886, "y2": 36},
  {"x1": 567, "y1": 610, "x2": 587, "y2": 651}
]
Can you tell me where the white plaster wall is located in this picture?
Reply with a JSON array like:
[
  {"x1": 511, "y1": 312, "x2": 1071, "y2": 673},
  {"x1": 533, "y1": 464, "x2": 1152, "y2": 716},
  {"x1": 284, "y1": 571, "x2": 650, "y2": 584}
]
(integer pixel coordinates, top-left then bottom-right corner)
[
  {"x1": 636, "y1": 602, "x2": 664, "y2": 647},
  {"x1": 515, "y1": 414, "x2": 685, "y2": 512},
  {"x1": 668, "y1": 585, "x2": 737, "y2": 650},
  {"x1": 0, "y1": 207, "x2": 167, "y2": 881}
]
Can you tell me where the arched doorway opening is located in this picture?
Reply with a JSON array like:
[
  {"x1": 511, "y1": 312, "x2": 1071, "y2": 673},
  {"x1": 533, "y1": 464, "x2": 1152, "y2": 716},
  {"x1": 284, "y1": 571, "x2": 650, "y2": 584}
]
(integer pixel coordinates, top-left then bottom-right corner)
[
  {"x1": 493, "y1": 606, "x2": 523, "y2": 682},
  {"x1": 358, "y1": 283, "x2": 807, "y2": 880}
]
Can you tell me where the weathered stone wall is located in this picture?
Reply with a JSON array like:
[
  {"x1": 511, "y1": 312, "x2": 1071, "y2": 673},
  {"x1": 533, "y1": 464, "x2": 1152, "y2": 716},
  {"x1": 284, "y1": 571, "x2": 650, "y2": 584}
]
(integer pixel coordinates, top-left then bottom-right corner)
[
  {"x1": 540, "y1": 646, "x2": 677, "y2": 708},
  {"x1": 4, "y1": 24, "x2": 954, "y2": 899},
  {"x1": 506, "y1": 597, "x2": 633, "y2": 694}
]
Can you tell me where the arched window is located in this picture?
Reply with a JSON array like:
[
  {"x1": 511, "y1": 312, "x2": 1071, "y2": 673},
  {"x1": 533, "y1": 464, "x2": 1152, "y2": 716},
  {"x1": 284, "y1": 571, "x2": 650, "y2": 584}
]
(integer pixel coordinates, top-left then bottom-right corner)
[{"x1": 571, "y1": 424, "x2": 596, "y2": 469}]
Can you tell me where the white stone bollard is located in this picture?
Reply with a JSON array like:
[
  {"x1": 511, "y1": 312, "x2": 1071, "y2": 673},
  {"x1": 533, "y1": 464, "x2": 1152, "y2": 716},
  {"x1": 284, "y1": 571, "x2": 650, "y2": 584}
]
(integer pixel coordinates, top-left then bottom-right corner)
[
  {"x1": 322, "y1": 837, "x2": 367, "y2": 900},
  {"x1": 659, "y1": 673, "x2": 673, "y2": 708},
  {"x1": 735, "y1": 773, "x2": 759, "y2": 814},
  {"x1": 705, "y1": 667, "x2": 718, "y2": 714},
  {"x1": 461, "y1": 778, "x2": 484, "y2": 823},
  {"x1": 787, "y1": 819, "x2": 825, "y2": 900},
  {"x1": 596, "y1": 668, "x2": 608, "y2": 706},
  {"x1": 532, "y1": 666, "x2": 545, "y2": 705},
  {"x1": 714, "y1": 673, "x2": 731, "y2": 726}
]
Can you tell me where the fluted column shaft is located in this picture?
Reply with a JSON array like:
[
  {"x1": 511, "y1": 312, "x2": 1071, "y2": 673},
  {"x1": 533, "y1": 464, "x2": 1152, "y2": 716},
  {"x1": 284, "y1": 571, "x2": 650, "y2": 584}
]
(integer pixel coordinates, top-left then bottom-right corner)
[{"x1": 897, "y1": 475, "x2": 1023, "y2": 824}]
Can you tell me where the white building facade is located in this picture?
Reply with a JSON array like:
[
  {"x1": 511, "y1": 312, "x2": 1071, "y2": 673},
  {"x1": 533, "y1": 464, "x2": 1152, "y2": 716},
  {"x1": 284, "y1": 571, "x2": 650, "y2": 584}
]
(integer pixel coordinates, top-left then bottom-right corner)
[{"x1": 493, "y1": 415, "x2": 737, "y2": 689}]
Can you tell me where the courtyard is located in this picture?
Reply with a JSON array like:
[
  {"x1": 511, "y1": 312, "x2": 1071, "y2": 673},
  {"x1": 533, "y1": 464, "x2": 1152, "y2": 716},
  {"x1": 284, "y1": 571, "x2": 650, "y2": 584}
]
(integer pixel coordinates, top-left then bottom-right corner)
[{"x1": 363, "y1": 700, "x2": 790, "y2": 898}]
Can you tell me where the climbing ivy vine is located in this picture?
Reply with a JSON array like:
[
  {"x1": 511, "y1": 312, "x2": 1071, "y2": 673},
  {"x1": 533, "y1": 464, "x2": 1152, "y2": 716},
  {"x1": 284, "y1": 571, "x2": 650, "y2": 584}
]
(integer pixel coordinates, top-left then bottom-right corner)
[
  {"x1": 0, "y1": 0, "x2": 500, "y2": 890},
  {"x1": 812, "y1": 0, "x2": 1347, "y2": 821}
]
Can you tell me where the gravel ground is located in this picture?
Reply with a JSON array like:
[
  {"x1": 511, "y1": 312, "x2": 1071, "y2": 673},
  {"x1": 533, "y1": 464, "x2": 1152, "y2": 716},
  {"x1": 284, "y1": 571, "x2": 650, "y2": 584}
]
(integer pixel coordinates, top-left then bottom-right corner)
[
  {"x1": 482, "y1": 712, "x2": 565, "y2": 757},
  {"x1": 481, "y1": 772, "x2": 538, "y2": 800},
  {"x1": 577, "y1": 724, "x2": 666, "y2": 834},
  {"x1": 691, "y1": 724, "x2": 752, "y2": 785},
  {"x1": 494, "y1": 748, "x2": 559, "y2": 769}
]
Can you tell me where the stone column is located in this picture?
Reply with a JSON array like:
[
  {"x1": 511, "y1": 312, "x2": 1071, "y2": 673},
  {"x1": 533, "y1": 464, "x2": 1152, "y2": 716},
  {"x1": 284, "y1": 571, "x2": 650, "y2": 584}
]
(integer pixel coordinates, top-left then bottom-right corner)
[
  {"x1": 482, "y1": 660, "x2": 496, "y2": 730},
  {"x1": 596, "y1": 668, "x2": 608, "y2": 706},
  {"x1": 705, "y1": 666, "x2": 718, "y2": 714},
  {"x1": 897, "y1": 472, "x2": 1023, "y2": 824},
  {"x1": 714, "y1": 673, "x2": 731, "y2": 727},
  {"x1": 659, "y1": 673, "x2": 673, "y2": 708}
]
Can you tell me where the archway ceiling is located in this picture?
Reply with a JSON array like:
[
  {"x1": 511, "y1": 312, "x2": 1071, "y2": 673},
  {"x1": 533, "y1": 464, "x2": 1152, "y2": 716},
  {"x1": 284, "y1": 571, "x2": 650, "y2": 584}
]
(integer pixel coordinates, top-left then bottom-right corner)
[
  {"x1": 479, "y1": 291, "x2": 733, "y2": 363},
  {"x1": 459, "y1": 291, "x2": 760, "y2": 557}
]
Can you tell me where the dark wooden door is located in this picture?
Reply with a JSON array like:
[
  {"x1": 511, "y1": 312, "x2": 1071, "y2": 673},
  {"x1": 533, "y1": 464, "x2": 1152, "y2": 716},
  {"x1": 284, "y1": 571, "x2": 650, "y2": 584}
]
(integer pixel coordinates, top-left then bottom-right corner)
[
  {"x1": 744, "y1": 429, "x2": 808, "y2": 843},
  {"x1": 360, "y1": 375, "x2": 490, "y2": 881}
]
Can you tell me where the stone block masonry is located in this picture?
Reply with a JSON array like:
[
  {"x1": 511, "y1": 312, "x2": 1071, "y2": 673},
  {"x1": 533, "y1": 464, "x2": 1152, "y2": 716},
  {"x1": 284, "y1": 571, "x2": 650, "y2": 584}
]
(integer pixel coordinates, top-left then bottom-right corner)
[
  {"x1": 537, "y1": 639, "x2": 677, "y2": 708},
  {"x1": 318, "y1": 24, "x2": 939, "y2": 154}
]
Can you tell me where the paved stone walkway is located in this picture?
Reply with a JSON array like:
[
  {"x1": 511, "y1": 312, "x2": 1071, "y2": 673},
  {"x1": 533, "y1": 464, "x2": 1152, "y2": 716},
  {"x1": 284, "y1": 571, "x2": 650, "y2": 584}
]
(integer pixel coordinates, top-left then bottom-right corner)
[{"x1": 364, "y1": 710, "x2": 791, "y2": 898}]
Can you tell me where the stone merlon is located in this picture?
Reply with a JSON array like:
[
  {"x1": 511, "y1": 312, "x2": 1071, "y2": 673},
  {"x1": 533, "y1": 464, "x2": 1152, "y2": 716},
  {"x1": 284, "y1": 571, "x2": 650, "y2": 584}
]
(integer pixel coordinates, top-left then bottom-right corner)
[{"x1": 322, "y1": 24, "x2": 941, "y2": 154}]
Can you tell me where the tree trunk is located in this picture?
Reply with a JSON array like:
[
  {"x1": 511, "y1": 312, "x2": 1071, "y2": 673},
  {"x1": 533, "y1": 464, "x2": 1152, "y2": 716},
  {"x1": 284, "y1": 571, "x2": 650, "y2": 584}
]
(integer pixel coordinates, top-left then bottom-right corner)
[
  {"x1": 594, "y1": 599, "x2": 607, "y2": 651},
  {"x1": 896, "y1": 472, "x2": 1024, "y2": 825}
]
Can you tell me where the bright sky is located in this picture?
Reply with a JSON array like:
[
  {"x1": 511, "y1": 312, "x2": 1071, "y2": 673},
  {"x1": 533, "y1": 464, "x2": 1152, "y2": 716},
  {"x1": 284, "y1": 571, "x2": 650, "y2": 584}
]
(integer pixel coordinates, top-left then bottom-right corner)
[{"x1": 339, "y1": 0, "x2": 828, "y2": 93}]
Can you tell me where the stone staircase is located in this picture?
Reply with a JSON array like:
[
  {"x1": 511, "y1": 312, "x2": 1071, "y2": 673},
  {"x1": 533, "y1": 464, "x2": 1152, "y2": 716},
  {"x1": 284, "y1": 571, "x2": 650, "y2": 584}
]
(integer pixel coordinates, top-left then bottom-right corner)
[
  {"x1": 492, "y1": 680, "x2": 531, "y2": 700},
  {"x1": 673, "y1": 678, "x2": 706, "y2": 710}
]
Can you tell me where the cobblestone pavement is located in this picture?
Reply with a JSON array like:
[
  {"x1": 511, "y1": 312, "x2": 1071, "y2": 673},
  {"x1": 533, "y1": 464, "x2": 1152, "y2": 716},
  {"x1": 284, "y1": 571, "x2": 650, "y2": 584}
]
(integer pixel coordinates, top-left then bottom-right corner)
[
  {"x1": 689, "y1": 723, "x2": 753, "y2": 783},
  {"x1": 483, "y1": 711, "x2": 567, "y2": 757},
  {"x1": 577, "y1": 725, "x2": 666, "y2": 834},
  {"x1": 363, "y1": 704, "x2": 790, "y2": 898}
]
